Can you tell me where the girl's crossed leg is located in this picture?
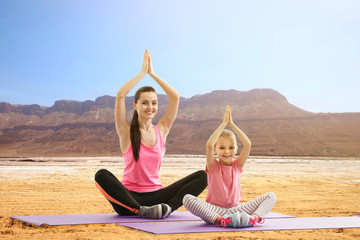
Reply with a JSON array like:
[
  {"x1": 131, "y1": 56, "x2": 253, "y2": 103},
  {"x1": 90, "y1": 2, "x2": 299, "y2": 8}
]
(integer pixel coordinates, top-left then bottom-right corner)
[{"x1": 183, "y1": 192, "x2": 276, "y2": 224}]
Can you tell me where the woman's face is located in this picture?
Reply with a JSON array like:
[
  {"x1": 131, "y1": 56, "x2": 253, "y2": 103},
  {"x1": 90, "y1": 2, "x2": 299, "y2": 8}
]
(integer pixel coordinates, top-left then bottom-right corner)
[
  {"x1": 215, "y1": 136, "x2": 237, "y2": 166},
  {"x1": 133, "y1": 91, "x2": 158, "y2": 120}
]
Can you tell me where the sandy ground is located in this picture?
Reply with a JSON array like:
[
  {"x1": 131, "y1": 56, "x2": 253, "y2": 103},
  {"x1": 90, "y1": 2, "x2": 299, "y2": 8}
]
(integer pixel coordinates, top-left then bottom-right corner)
[{"x1": 1, "y1": 156, "x2": 360, "y2": 240}]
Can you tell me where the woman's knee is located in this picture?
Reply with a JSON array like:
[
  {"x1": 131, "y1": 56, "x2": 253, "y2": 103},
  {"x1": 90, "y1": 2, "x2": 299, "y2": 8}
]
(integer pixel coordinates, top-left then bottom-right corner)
[
  {"x1": 195, "y1": 170, "x2": 207, "y2": 185},
  {"x1": 196, "y1": 170, "x2": 207, "y2": 178},
  {"x1": 95, "y1": 169, "x2": 110, "y2": 181}
]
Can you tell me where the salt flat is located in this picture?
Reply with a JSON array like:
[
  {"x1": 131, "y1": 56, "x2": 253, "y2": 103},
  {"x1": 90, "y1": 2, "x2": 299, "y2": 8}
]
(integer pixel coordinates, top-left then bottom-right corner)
[{"x1": 1, "y1": 155, "x2": 359, "y2": 239}]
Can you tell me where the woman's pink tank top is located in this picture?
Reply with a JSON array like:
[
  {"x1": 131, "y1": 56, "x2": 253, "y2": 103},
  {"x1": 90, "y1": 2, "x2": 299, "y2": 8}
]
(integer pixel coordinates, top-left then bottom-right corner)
[{"x1": 121, "y1": 125, "x2": 165, "y2": 192}]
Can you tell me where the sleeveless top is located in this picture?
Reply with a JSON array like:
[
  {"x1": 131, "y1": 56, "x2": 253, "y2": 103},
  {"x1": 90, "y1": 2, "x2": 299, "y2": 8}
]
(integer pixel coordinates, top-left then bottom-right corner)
[
  {"x1": 121, "y1": 125, "x2": 166, "y2": 192},
  {"x1": 205, "y1": 159, "x2": 243, "y2": 208}
]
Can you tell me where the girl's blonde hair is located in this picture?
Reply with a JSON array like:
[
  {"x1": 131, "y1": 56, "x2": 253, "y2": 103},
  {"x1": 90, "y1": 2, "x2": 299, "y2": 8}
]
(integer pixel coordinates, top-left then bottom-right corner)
[{"x1": 217, "y1": 129, "x2": 237, "y2": 147}]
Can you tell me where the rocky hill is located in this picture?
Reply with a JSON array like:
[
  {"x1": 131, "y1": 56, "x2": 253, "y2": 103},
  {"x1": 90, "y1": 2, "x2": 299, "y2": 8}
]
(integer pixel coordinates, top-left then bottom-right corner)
[{"x1": 1, "y1": 89, "x2": 360, "y2": 157}]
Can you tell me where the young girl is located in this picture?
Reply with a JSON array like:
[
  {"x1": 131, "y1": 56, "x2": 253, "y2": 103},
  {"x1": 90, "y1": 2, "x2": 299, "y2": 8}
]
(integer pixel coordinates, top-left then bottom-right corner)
[
  {"x1": 183, "y1": 106, "x2": 276, "y2": 228},
  {"x1": 95, "y1": 50, "x2": 207, "y2": 219}
]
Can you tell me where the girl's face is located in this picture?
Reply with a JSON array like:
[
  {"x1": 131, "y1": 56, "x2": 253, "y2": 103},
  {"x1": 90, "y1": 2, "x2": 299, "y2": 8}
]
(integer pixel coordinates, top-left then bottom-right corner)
[
  {"x1": 133, "y1": 91, "x2": 158, "y2": 120},
  {"x1": 215, "y1": 136, "x2": 237, "y2": 166}
]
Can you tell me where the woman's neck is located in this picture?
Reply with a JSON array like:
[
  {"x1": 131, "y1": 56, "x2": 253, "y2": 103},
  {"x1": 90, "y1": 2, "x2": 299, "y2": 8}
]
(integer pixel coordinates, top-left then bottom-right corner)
[{"x1": 138, "y1": 119, "x2": 153, "y2": 131}]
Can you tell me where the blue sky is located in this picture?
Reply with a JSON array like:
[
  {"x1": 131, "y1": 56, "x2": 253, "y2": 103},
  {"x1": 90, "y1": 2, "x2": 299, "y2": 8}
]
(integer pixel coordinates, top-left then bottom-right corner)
[{"x1": 0, "y1": 0, "x2": 359, "y2": 113}]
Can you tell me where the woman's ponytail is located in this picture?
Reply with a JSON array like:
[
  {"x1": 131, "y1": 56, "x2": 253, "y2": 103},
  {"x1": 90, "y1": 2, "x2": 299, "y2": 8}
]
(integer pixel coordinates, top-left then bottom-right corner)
[
  {"x1": 130, "y1": 110, "x2": 141, "y2": 161},
  {"x1": 130, "y1": 86, "x2": 156, "y2": 162}
]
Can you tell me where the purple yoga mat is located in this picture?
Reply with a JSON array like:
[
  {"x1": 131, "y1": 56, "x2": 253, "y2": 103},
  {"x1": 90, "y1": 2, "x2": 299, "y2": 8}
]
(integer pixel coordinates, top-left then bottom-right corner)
[
  {"x1": 10, "y1": 211, "x2": 201, "y2": 226},
  {"x1": 261, "y1": 212, "x2": 294, "y2": 219},
  {"x1": 119, "y1": 215, "x2": 360, "y2": 234}
]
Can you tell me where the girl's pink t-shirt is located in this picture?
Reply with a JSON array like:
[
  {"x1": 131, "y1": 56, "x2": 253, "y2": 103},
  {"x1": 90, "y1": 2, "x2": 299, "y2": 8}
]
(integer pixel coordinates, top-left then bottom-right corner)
[
  {"x1": 206, "y1": 159, "x2": 243, "y2": 208},
  {"x1": 121, "y1": 125, "x2": 165, "y2": 192}
]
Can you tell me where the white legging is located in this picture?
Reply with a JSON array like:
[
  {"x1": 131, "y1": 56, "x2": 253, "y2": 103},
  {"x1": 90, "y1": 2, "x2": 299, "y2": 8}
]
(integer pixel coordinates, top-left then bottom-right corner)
[{"x1": 183, "y1": 192, "x2": 276, "y2": 224}]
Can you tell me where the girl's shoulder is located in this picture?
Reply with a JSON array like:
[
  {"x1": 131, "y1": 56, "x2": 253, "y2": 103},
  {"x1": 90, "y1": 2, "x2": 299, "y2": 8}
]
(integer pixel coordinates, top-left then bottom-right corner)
[
  {"x1": 232, "y1": 159, "x2": 243, "y2": 172},
  {"x1": 206, "y1": 158, "x2": 220, "y2": 173}
]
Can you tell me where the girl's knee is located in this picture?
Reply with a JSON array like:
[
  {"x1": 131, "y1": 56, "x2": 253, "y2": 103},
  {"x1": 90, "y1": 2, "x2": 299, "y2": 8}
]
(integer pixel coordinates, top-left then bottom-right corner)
[
  {"x1": 183, "y1": 193, "x2": 194, "y2": 202},
  {"x1": 182, "y1": 194, "x2": 195, "y2": 206},
  {"x1": 267, "y1": 192, "x2": 277, "y2": 202}
]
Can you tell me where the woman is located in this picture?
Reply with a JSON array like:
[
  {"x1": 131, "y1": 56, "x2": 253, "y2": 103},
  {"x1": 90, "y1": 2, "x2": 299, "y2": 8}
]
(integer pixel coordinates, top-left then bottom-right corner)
[{"x1": 95, "y1": 50, "x2": 207, "y2": 219}]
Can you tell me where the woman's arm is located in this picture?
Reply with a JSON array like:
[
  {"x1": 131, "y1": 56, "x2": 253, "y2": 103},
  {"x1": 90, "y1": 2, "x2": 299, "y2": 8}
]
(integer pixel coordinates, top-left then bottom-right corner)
[
  {"x1": 115, "y1": 50, "x2": 149, "y2": 152},
  {"x1": 147, "y1": 53, "x2": 180, "y2": 142},
  {"x1": 206, "y1": 106, "x2": 230, "y2": 171},
  {"x1": 228, "y1": 107, "x2": 251, "y2": 168}
]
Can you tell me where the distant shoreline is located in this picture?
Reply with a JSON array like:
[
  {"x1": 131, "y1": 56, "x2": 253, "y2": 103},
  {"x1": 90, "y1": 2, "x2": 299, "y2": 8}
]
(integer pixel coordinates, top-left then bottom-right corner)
[{"x1": 1, "y1": 155, "x2": 360, "y2": 163}]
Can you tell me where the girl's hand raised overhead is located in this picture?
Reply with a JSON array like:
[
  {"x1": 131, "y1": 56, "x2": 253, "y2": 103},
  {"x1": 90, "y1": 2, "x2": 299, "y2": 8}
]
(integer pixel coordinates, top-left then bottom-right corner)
[
  {"x1": 228, "y1": 106, "x2": 234, "y2": 126},
  {"x1": 141, "y1": 49, "x2": 149, "y2": 74},
  {"x1": 223, "y1": 105, "x2": 231, "y2": 125}
]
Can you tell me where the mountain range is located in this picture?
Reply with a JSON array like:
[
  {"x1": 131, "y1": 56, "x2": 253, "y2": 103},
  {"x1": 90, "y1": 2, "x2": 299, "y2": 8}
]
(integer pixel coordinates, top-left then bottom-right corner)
[{"x1": 1, "y1": 88, "x2": 360, "y2": 157}]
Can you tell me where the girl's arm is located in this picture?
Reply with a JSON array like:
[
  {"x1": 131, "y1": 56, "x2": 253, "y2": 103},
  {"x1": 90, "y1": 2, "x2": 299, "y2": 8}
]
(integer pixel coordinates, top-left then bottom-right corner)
[
  {"x1": 147, "y1": 53, "x2": 180, "y2": 142},
  {"x1": 206, "y1": 106, "x2": 230, "y2": 171},
  {"x1": 228, "y1": 107, "x2": 251, "y2": 168},
  {"x1": 115, "y1": 50, "x2": 149, "y2": 152}
]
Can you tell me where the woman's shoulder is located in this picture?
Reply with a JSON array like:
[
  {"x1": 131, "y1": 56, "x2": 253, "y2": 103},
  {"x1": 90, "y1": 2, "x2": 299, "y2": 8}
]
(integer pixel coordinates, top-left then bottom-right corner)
[{"x1": 154, "y1": 124, "x2": 166, "y2": 143}]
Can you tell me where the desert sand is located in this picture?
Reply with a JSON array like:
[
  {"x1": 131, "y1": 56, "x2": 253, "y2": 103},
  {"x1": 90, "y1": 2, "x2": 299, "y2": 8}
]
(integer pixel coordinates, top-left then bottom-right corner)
[{"x1": 1, "y1": 156, "x2": 360, "y2": 240}]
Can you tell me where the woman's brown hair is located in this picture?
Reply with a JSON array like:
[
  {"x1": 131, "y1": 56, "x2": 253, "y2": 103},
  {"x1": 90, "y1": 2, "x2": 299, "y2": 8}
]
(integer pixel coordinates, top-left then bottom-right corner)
[{"x1": 131, "y1": 86, "x2": 156, "y2": 161}]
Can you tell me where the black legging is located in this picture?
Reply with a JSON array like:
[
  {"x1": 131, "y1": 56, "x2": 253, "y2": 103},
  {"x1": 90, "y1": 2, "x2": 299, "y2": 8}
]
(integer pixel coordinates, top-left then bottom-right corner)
[{"x1": 95, "y1": 169, "x2": 207, "y2": 215}]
